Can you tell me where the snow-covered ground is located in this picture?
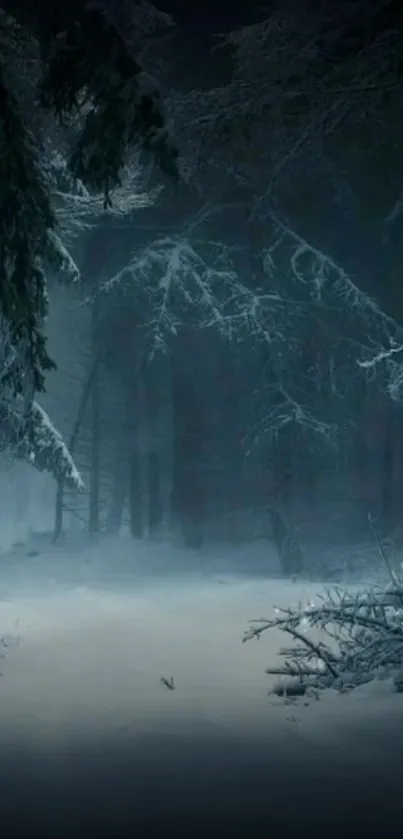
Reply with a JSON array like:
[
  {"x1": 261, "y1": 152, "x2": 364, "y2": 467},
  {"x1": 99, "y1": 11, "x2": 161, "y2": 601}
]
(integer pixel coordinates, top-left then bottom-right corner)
[{"x1": 0, "y1": 540, "x2": 402, "y2": 835}]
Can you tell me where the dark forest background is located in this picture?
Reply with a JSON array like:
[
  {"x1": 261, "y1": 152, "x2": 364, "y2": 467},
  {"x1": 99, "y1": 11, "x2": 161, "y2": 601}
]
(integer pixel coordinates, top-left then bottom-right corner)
[{"x1": 2, "y1": 0, "x2": 403, "y2": 572}]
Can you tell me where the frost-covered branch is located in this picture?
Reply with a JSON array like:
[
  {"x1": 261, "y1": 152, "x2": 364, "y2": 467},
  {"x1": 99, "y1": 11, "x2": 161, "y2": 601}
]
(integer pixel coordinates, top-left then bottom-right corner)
[
  {"x1": 265, "y1": 213, "x2": 394, "y2": 322},
  {"x1": 0, "y1": 397, "x2": 83, "y2": 489},
  {"x1": 102, "y1": 234, "x2": 289, "y2": 355},
  {"x1": 169, "y1": 4, "x2": 403, "y2": 413},
  {"x1": 263, "y1": 214, "x2": 403, "y2": 397},
  {"x1": 244, "y1": 579, "x2": 403, "y2": 699},
  {"x1": 356, "y1": 339, "x2": 403, "y2": 401},
  {"x1": 0, "y1": 319, "x2": 81, "y2": 488},
  {"x1": 102, "y1": 210, "x2": 400, "y2": 441},
  {"x1": 46, "y1": 146, "x2": 160, "y2": 240},
  {"x1": 172, "y1": 2, "x2": 401, "y2": 187},
  {"x1": 0, "y1": 0, "x2": 178, "y2": 403},
  {"x1": 257, "y1": 387, "x2": 335, "y2": 441},
  {"x1": 198, "y1": 0, "x2": 401, "y2": 177}
]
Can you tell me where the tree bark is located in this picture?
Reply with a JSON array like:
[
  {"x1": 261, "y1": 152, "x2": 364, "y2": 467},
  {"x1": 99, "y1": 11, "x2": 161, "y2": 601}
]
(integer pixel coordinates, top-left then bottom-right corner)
[
  {"x1": 89, "y1": 296, "x2": 101, "y2": 537},
  {"x1": 148, "y1": 450, "x2": 162, "y2": 535},
  {"x1": 52, "y1": 358, "x2": 98, "y2": 542},
  {"x1": 171, "y1": 365, "x2": 206, "y2": 549},
  {"x1": 381, "y1": 408, "x2": 397, "y2": 535},
  {"x1": 106, "y1": 447, "x2": 128, "y2": 535},
  {"x1": 269, "y1": 508, "x2": 303, "y2": 576},
  {"x1": 129, "y1": 448, "x2": 143, "y2": 538},
  {"x1": 128, "y1": 376, "x2": 148, "y2": 539}
]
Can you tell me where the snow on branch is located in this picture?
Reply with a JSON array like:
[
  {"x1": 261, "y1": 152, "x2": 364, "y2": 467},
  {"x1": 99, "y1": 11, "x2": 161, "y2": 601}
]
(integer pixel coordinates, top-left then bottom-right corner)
[
  {"x1": 46, "y1": 147, "x2": 159, "y2": 239},
  {"x1": 0, "y1": 398, "x2": 83, "y2": 490},
  {"x1": 101, "y1": 221, "x2": 383, "y2": 439},
  {"x1": 101, "y1": 228, "x2": 346, "y2": 445},
  {"x1": 357, "y1": 340, "x2": 403, "y2": 401},
  {"x1": 46, "y1": 228, "x2": 80, "y2": 281},
  {"x1": 172, "y1": 1, "x2": 403, "y2": 208},
  {"x1": 244, "y1": 578, "x2": 403, "y2": 700},
  {"x1": 219, "y1": 2, "x2": 401, "y2": 152},
  {"x1": 387, "y1": 361, "x2": 403, "y2": 402},
  {"x1": 39, "y1": 144, "x2": 161, "y2": 288},
  {"x1": 28, "y1": 401, "x2": 83, "y2": 489},
  {"x1": 102, "y1": 234, "x2": 286, "y2": 355},
  {"x1": 259, "y1": 214, "x2": 403, "y2": 403},
  {"x1": 264, "y1": 214, "x2": 403, "y2": 352},
  {"x1": 357, "y1": 341, "x2": 403, "y2": 371},
  {"x1": 265, "y1": 213, "x2": 392, "y2": 319},
  {"x1": 258, "y1": 387, "x2": 335, "y2": 441}
]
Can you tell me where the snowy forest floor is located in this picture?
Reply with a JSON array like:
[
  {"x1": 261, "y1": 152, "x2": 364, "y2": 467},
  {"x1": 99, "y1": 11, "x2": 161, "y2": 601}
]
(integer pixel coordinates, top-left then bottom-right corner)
[{"x1": 0, "y1": 539, "x2": 402, "y2": 836}]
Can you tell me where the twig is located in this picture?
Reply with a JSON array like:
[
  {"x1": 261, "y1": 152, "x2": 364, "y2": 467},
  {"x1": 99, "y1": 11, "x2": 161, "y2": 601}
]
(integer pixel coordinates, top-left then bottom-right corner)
[
  {"x1": 160, "y1": 676, "x2": 175, "y2": 691},
  {"x1": 281, "y1": 625, "x2": 339, "y2": 679}
]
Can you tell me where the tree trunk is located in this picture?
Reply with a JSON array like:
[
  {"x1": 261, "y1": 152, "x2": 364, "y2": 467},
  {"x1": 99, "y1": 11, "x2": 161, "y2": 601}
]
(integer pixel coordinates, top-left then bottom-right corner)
[
  {"x1": 106, "y1": 449, "x2": 128, "y2": 535},
  {"x1": 128, "y1": 376, "x2": 148, "y2": 539},
  {"x1": 381, "y1": 408, "x2": 397, "y2": 534},
  {"x1": 129, "y1": 449, "x2": 143, "y2": 538},
  {"x1": 148, "y1": 451, "x2": 162, "y2": 535},
  {"x1": 89, "y1": 297, "x2": 101, "y2": 537},
  {"x1": 273, "y1": 427, "x2": 294, "y2": 509},
  {"x1": 269, "y1": 508, "x2": 303, "y2": 577},
  {"x1": 144, "y1": 355, "x2": 174, "y2": 537},
  {"x1": 171, "y1": 369, "x2": 206, "y2": 549},
  {"x1": 52, "y1": 359, "x2": 98, "y2": 542}
]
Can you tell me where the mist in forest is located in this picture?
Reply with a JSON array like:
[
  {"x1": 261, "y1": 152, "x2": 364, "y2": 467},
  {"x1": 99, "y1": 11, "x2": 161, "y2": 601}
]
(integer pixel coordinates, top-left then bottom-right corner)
[
  {"x1": 0, "y1": 546, "x2": 402, "y2": 836},
  {"x1": 0, "y1": 208, "x2": 401, "y2": 837},
  {"x1": 0, "y1": 156, "x2": 401, "y2": 839},
  {"x1": 2, "y1": 0, "x2": 403, "y2": 835}
]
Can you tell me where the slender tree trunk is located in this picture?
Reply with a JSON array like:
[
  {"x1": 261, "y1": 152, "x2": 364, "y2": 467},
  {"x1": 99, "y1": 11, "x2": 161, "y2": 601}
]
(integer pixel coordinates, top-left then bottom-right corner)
[
  {"x1": 148, "y1": 450, "x2": 162, "y2": 535},
  {"x1": 354, "y1": 411, "x2": 371, "y2": 524},
  {"x1": 172, "y1": 368, "x2": 206, "y2": 549},
  {"x1": 107, "y1": 479, "x2": 126, "y2": 535},
  {"x1": 129, "y1": 448, "x2": 143, "y2": 538},
  {"x1": 52, "y1": 359, "x2": 99, "y2": 542},
  {"x1": 269, "y1": 508, "x2": 303, "y2": 577},
  {"x1": 89, "y1": 297, "x2": 101, "y2": 537},
  {"x1": 273, "y1": 428, "x2": 293, "y2": 509},
  {"x1": 152, "y1": 356, "x2": 174, "y2": 536},
  {"x1": 128, "y1": 376, "x2": 148, "y2": 539},
  {"x1": 106, "y1": 449, "x2": 128, "y2": 535},
  {"x1": 89, "y1": 359, "x2": 100, "y2": 535},
  {"x1": 158, "y1": 373, "x2": 174, "y2": 536},
  {"x1": 143, "y1": 355, "x2": 173, "y2": 537},
  {"x1": 381, "y1": 408, "x2": 397, "y2": 534}
]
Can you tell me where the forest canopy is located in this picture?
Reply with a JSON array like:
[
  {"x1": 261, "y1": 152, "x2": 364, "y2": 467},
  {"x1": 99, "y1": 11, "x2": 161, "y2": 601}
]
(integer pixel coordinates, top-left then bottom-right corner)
[
  {"x1": 1, "y1": 0, "x2": 403, "y2": 538},
  {"x1": 1, "y1": 0, "x2": 403, "y2": 709},
  {"x1": 0, "y1": 0, "x2": 178, "y2": 484}
]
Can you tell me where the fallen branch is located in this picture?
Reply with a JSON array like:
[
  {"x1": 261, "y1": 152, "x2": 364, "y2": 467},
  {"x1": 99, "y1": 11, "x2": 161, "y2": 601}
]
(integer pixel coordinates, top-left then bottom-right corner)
[{"x1": 244, "y1": 578, "x2": 403, "y2": 699}]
